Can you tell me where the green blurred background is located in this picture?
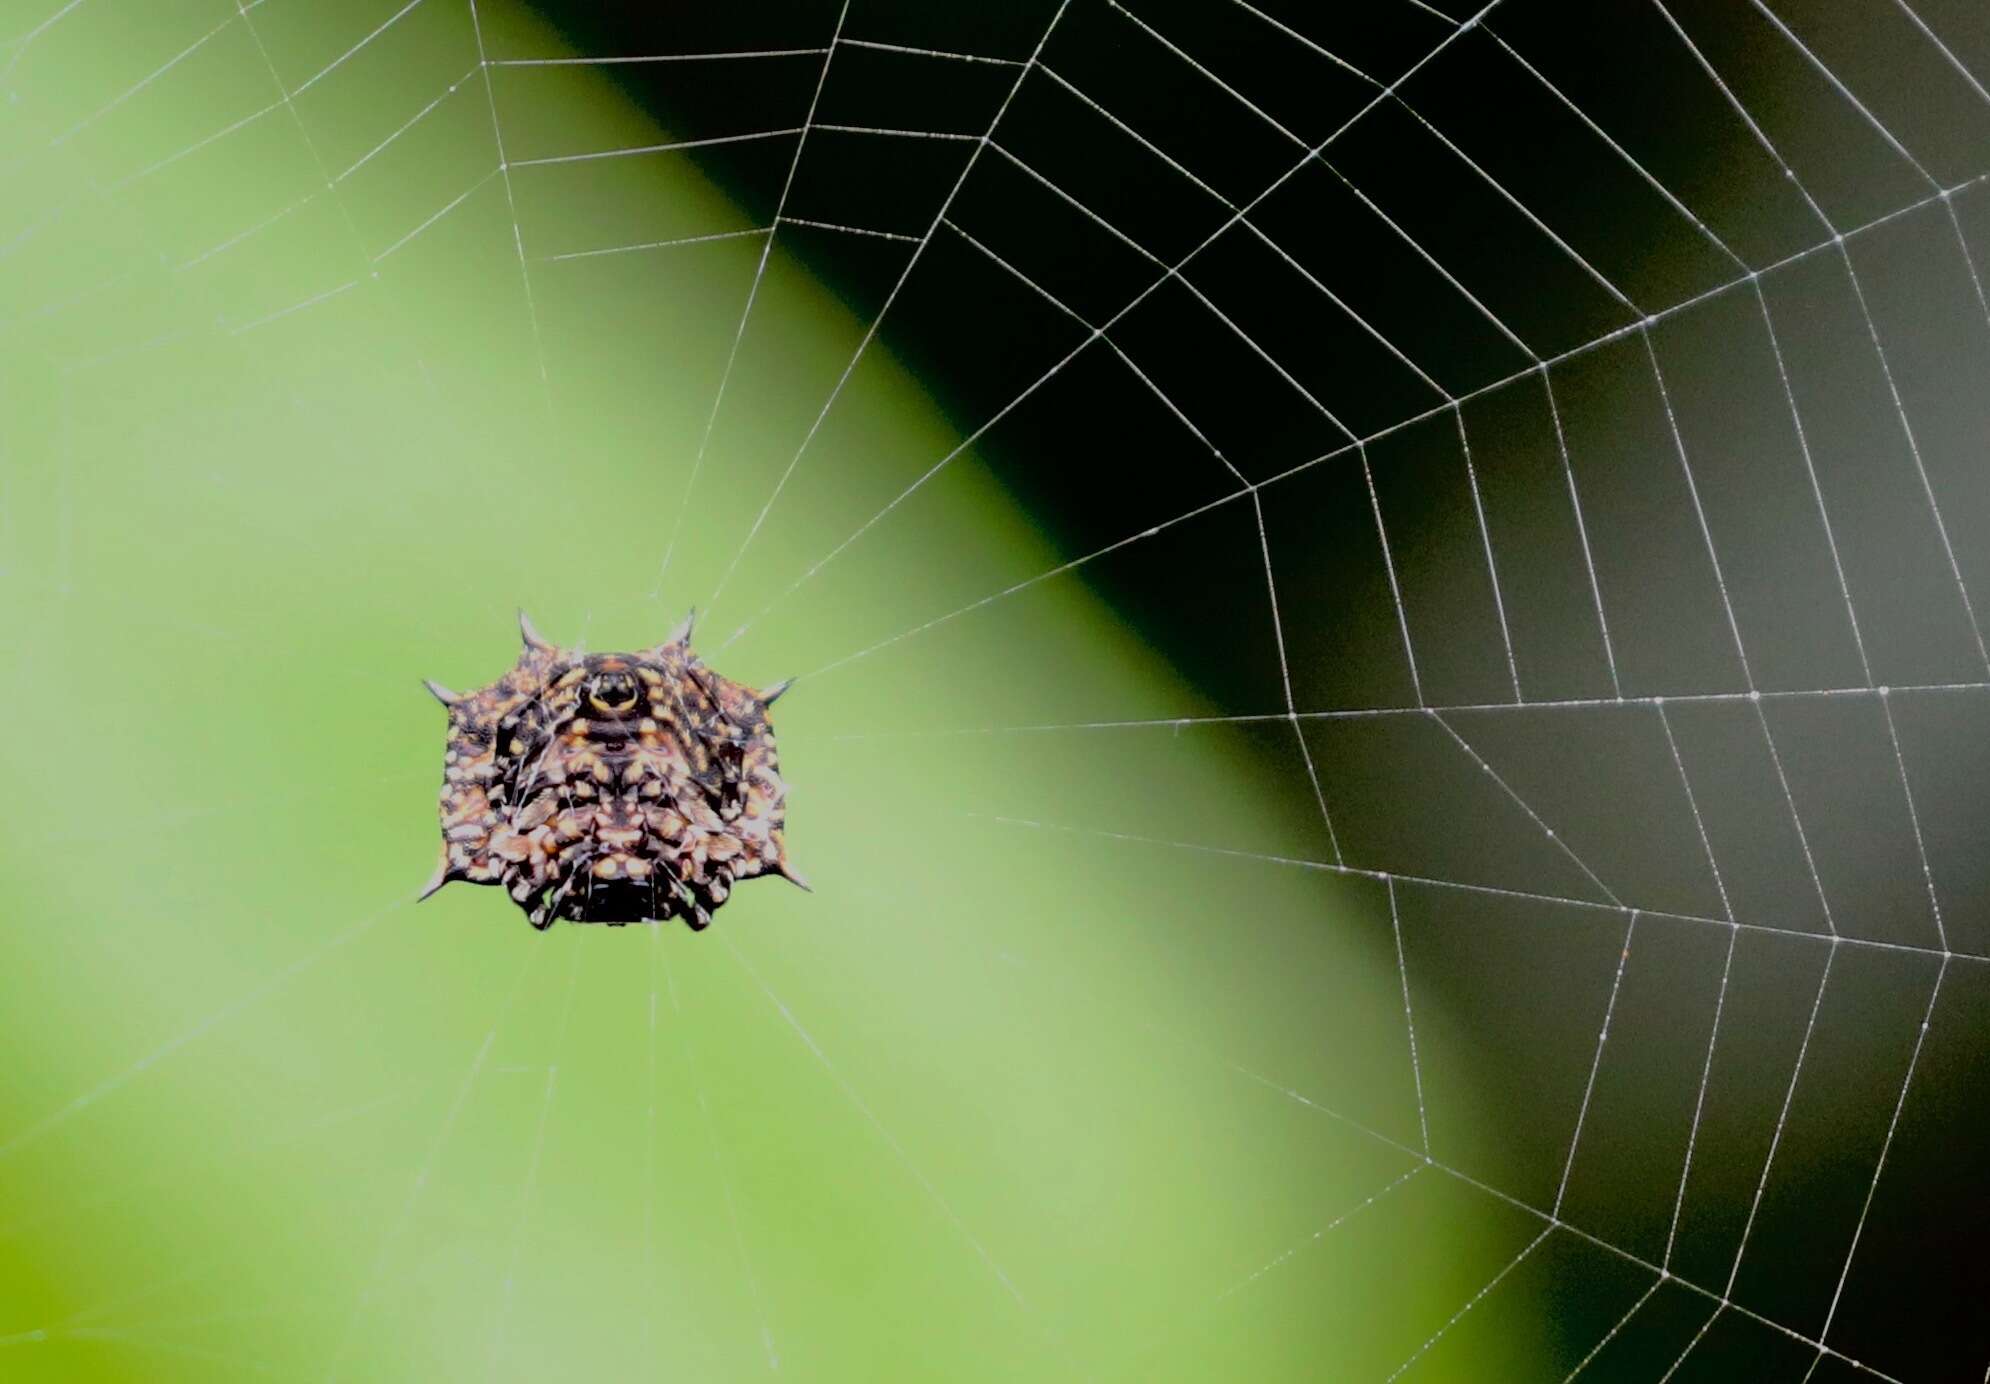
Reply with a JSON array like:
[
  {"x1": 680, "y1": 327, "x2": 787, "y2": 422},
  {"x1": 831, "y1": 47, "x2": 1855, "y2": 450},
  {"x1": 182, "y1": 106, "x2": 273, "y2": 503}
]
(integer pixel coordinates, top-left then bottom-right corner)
[
  {"x1": 7, "y1": 1, "x2": 1990, "y2": 1380},
  {"x1": 0, "y1": 3, "x2": 1522, "y2": 1379}
]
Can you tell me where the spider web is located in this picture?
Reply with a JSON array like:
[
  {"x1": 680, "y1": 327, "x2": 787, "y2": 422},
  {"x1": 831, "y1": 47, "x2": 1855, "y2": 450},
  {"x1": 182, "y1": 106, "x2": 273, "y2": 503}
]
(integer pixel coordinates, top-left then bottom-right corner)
[{"x1": 3, "y1": 0, "x2": 1990, "y2": 1380}]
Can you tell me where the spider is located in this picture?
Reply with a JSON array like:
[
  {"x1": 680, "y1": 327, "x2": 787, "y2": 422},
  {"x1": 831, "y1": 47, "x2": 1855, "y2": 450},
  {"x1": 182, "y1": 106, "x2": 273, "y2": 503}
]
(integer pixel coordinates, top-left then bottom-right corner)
[{"x1": 419, "y1": 610, "x2": 805, "y2": 931}]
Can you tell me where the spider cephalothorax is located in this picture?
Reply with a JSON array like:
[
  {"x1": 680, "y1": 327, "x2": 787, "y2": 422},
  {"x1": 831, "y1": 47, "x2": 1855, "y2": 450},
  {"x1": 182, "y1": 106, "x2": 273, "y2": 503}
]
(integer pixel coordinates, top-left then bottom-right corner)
[{"x1": 419, "y1": 611, "x2": 804, "y2": 931}]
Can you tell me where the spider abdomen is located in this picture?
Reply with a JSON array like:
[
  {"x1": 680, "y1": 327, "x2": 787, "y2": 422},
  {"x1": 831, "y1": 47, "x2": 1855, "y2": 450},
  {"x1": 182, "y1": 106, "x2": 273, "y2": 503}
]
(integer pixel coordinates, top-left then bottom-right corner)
[{"x1": 420, "y1": 611, "x2": 806, "y2": 931}]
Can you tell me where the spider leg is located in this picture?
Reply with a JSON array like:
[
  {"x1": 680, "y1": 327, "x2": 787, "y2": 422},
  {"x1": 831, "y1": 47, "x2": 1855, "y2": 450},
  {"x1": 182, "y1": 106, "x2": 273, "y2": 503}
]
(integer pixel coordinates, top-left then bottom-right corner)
[
  {"x1": 536, "y1": 852, "x2": 590, "y2": 929},
  {"x1": 655, "y1": 858, "x2": 709, "y2": 932}
]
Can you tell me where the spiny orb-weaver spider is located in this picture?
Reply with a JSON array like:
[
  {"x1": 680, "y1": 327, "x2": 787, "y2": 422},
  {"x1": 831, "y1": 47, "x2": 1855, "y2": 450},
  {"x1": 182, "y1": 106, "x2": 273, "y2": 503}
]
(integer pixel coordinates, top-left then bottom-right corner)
[{"x1": 419, "y1": 610, "x2": 805, "y2": 931}]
